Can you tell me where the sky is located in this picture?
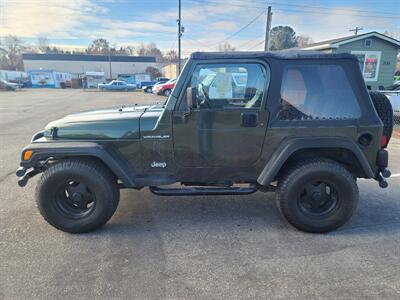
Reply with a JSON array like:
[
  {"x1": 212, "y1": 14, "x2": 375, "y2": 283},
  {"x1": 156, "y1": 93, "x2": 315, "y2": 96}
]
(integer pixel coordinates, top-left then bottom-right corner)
[{"x1": 0, "y1": 0, "x2": 399, "y2": 56}]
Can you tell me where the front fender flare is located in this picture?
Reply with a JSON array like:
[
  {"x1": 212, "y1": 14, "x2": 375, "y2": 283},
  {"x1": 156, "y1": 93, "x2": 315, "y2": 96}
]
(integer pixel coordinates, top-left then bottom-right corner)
[
  {"x1": 20, "y1": 142, "x2": 136, "y2": 187},
  {"x1": 257, "y1": 137, "x2": 375, "y2": 186}
]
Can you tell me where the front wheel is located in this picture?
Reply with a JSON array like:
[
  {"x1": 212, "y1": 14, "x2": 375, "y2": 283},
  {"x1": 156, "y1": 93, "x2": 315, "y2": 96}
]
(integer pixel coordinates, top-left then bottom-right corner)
[
  {"x1": 276, "y1": 159, "x2": 358, "y2": 233},
  {"x1": 36, "y1": 159, "x2": 120, "y2": 233},
  {"x1": 163, "y1": 89, "x2": 171, "y2": 97}
]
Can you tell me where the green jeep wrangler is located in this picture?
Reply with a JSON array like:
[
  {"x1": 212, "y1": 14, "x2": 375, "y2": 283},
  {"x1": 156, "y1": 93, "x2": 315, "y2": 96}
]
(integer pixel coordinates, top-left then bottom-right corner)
[{"x1": 17, "y1": 51, "x2": 393, "y2": 234}]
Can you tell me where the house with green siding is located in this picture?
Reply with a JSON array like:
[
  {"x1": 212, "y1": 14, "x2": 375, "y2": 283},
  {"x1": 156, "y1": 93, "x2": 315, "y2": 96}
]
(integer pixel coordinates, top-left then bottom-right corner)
[{"x1": 302, "y1": 32, "x2": 400, "y2": 90}]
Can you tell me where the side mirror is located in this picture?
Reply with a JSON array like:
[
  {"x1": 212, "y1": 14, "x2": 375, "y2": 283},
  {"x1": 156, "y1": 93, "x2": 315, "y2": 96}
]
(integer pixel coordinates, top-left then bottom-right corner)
[{"x1": 186, "y1": 87, "x2": 197, "y2": 111}]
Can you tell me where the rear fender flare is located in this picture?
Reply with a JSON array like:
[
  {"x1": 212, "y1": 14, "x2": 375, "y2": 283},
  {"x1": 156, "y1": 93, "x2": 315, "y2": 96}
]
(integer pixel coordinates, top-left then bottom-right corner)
[{"x1": 257, "y1": 137, "x2": 375, "y2": 186}]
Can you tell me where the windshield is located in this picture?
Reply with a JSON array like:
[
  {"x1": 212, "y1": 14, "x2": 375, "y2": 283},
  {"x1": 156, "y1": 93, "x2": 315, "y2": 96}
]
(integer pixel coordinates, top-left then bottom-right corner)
[{"x1": 164, "y1": 60, "x2": 190, "y2": 108}]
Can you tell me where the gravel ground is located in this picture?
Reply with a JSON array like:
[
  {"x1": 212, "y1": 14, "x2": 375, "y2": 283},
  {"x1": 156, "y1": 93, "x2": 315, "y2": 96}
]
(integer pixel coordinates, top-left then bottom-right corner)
[{"x1": 1, "y1": 89, "x2": 400, "y2": 299}]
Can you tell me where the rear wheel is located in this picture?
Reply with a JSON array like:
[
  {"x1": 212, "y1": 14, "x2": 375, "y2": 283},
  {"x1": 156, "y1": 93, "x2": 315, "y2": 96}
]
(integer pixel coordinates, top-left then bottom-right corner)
[
  {"x1": 36, "y1": 159, "x2": 120, "y2": 233},
  {"x1": 276, "y1": 159, "x2": 358, "y2": 233},
  {"x1": 145, "y1": 87, "x2": 152, "y2": 93}
]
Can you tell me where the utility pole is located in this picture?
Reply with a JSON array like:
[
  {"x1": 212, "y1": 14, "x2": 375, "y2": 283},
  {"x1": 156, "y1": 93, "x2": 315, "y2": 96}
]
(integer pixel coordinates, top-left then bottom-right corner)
[
  {"x1": 177, "y1": 0, "x2": 182, "y2": 75},
  {"x1": 264, "y1": 6, "x2": 272, "y2": 51},
  {"x1": 349, "y1": 27, "x2": 363, "y2": 35},
  {"x1": 108, "y1": 49, "x2": 112, "y2": 80}
]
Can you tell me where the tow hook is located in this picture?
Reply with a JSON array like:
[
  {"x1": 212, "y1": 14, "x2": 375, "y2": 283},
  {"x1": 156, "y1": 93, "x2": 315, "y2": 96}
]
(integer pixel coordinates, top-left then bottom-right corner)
[
  {"x1": 16, "y1": 167, "x2": 27, "y2": 177},
  {"x1": 381, "y1": 168, "x2": 391, "y2": 178},
  {"x1": 16, "y1": 168, "x2": 39, "y2": 187},
  {"x1": 377, "y1": 168, "x2": 391, "y2": 188}
]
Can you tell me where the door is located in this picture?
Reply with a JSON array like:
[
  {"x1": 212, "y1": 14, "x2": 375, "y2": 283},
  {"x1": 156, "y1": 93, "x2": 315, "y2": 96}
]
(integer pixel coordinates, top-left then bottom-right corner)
[{"x1": 173, "y1": 62, "x2": 270, "y2": 168}]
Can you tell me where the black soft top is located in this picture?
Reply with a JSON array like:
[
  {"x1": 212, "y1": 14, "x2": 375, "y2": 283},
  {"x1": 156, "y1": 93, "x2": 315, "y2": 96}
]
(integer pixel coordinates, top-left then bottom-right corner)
[{"x1": 191, "y1": 50, "x2": 357, "y2": 61}]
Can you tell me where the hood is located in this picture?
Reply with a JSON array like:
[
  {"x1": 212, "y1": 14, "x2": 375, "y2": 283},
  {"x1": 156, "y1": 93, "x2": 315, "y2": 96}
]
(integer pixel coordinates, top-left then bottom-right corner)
[{"x1": 45, "y1": 105, "x2": 157, "y2": 140}]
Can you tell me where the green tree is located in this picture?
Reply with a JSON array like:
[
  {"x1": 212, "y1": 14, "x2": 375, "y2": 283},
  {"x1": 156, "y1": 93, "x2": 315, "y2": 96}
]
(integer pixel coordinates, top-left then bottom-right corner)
[{"x1": 269, "y1": 26, "x2": 298, "y2": 50}]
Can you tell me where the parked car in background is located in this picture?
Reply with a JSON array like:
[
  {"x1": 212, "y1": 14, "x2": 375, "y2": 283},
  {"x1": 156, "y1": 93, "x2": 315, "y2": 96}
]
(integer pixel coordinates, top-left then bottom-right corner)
[
  {"x1": 0, "y1": 79, "x2": 19, "y2": 91},
  {"x1": 118, "y1": 73, "x2": 152, "y2": 88},
  {"x1": 152, "y1": 78, "x2": 176, "y2": 96},
  {"x1": 142, "y1": 78, "x2": 170, "y2": 93},
  {"x1": 387, "y1": 93, "x2": 400, "y2": 117},
  {"x1": 98, "y1": 80, "x2": 137, "y2": 91},
  {"x1": 383, "y1": 85, "x2": 400, "y2": 117},
  {"x1": 156, "y1": 77, "x2": 169, "y2": 83},
  {"x1": 385, "y1": 83, "x2": 400, "y2": 91}
]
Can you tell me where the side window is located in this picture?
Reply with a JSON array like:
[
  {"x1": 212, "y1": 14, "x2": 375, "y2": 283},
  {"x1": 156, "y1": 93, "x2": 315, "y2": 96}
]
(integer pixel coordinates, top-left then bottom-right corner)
[
  {"x1": 191, "y1": 63, "x2": 268, "y2": 109},
  {"x1": 279, "y1": 64, "x2": 361, "y2": 120}
]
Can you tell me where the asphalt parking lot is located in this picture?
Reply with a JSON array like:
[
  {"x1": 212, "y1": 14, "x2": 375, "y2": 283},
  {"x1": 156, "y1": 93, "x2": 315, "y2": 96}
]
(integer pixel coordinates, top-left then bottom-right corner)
[{"x1": 1, "y1": 89, "x2": 400, "y2": 299}]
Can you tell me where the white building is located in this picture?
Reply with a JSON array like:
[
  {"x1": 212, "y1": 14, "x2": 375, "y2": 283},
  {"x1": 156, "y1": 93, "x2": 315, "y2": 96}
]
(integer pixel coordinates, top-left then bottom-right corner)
[
  {"x1": 22, "y1": 53, "x2": 158, "y2": 79},
  {"x1": 0, "y1": 69, "x2": 28, "y2": 81}
]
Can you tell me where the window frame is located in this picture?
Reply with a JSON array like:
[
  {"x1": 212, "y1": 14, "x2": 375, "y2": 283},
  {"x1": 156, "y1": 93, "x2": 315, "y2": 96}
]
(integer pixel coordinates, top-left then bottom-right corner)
[
  {"x1": 175, "y1": 59, "x2": 271, "y2": 112},
  {"x1": 364, "y1": 39, "x2": 372, "y2": 48},
  {"x1": 351, "y1": 50, "x2": 381, "y2": 82},
  {"x1": 278, "y1": 63, "x2": 362, "y2": 122}
]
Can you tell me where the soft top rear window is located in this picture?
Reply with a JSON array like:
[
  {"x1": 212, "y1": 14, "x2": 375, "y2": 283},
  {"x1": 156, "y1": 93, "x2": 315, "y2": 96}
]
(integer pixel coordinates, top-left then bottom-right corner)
[{"x1": 279, "y1": 64, "x2": 361, "y2": 121}]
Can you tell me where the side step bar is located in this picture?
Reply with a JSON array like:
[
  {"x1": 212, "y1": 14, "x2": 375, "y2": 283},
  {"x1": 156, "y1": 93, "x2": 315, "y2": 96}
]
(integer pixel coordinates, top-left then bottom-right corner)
[{"x1": 149, "y1": 186, "x2": 258, "y2": 196}]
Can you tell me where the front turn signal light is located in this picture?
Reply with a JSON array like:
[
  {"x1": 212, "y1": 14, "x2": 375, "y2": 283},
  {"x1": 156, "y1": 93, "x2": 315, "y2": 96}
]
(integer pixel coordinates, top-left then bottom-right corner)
[{"x1": 23, "y1": 150, "x2": 33, "y2": 161}]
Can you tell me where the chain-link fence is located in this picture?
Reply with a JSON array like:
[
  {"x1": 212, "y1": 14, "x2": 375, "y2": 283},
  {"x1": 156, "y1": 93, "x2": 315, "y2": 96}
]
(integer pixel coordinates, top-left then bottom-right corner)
[{"x1": 394, "y1": 115, "x2": 400, "y2": 128}]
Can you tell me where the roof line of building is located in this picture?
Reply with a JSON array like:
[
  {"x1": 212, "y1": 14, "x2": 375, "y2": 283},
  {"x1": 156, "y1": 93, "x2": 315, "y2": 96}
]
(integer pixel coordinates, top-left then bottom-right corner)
[
  {"x1": 303, "y1": 31, "x2": 400, "y2": 50},
  {"x1": 22, "y1": 53, "x2": 156, "y2": 63}
]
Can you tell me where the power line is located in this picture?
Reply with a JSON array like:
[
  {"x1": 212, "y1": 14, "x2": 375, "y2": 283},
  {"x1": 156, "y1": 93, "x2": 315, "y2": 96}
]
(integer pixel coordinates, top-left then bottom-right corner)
[
  {"x1": 201, "y1": 10, "x2": 265, "y2": 47},
  {"x1": 235, "y1": 33, "x2": 265, "y2": 49},
  {"x1": 217, "y1": 10, "x2": 265, "y2": 44},
  {"x1": 248, "y1": 39, "x2": 265, "y2": 50},
  {"x1": 232, "y1": 0, "x2": 399, "y2": 16},
  {"x1": 199, "y1": 0, "x2": 400, "y2": 19}
]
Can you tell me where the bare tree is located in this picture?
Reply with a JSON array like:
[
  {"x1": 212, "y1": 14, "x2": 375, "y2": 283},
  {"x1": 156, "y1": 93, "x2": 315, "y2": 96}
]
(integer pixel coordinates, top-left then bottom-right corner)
[
  {"x1": 296, "y1": 35, "x2": 314, "y2": 48},
  {"x1": 145, "y1": 66, "x2": 162, "y2": 80},
  {"x1": 136, "y1": 43, "x2": 164, "y2": 61},
  {"x1": 383, "y1": 31, "x2": 400, "y2": 40},
  {"x1": 218, "y1": 42, "x2": 235, "y2": 52},
  {"x1": 125, "y1": 45, "x2": 135, "y2": 55},
  {"x1": 164, "y1": 50, "x2": 179, "y2": 63},
  {"x1": 0, "y1": 35, "x2": 25, "y2": 70},
  {"x1": 87, "y1": 38, "x2": 110, "y2": 55},
  {"x1": 37, "y1": 36, "x2": 49, "y2": 53}
]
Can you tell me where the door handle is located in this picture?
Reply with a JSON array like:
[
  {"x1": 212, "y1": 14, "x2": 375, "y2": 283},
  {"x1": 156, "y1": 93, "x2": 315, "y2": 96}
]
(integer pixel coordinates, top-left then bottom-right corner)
[
  {"x1": 173, "y1": 112, "x2": 190, "y2": 124},
  {"x1": 241, "y1": 112, "x2": 258, "y2": 127}
]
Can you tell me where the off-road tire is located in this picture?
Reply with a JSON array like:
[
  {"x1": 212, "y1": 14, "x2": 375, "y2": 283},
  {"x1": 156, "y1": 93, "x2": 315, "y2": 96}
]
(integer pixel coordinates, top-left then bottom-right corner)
[
  {"x1": 36, "y1": 158, "x2": 120, "y2": 233},
  {"x1": 276, "y1": 159, "x2": 358, "y2": 233},
  {"x1": 369, "y1": 91, "x2": 393, "y2": 139},
  {"x1": 163, "y1": 89, "x2": 171, "y2": 97}
]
